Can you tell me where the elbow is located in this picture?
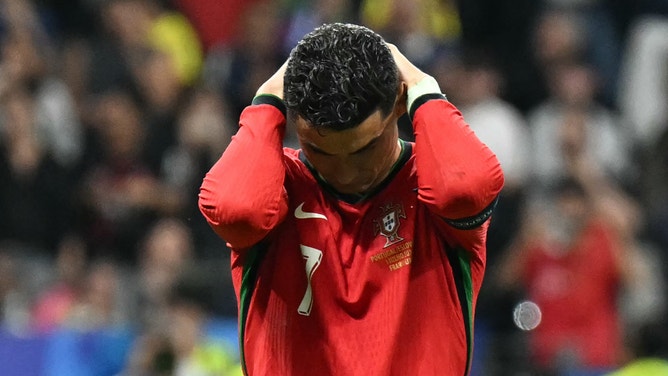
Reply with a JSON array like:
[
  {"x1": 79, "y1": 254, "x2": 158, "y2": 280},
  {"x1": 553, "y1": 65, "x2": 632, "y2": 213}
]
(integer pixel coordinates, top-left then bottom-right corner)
[
  {"x1": 487, "y1": 162, "x2": 506, "y2": 200},
  {"x1": 465, "y1": 164, "x2": 505, "y2": 217},
  {"x1": 198, "y1": 189, "x2": 281, "y2": 249},
  {"x1": 424, "y1": 159, "x2": 505, "y2": 220},
  {"x1": 455, "y1": 153, "x2": 505, "y2": 215}
]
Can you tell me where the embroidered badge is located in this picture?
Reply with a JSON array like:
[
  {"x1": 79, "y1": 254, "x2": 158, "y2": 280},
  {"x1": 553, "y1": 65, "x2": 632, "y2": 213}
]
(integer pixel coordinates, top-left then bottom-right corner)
[{"x1": 374, "y1": 203, "x2": 406, "y2": 248}]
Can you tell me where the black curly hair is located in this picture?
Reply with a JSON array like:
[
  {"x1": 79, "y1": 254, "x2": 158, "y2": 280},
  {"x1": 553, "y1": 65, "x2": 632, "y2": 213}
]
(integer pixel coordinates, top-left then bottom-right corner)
[{"x1": 284, "y1": 23, "x2": 399, "y2": 131}]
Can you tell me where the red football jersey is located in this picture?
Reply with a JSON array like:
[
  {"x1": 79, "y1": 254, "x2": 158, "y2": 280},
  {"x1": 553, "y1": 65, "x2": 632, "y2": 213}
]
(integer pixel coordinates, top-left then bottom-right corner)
[
  {"x1": 199, "y1": 95, "x2": 504, "y2": 376},
  {"x1": 523, "y1": 220, "x2": 623, "y2": 368}
]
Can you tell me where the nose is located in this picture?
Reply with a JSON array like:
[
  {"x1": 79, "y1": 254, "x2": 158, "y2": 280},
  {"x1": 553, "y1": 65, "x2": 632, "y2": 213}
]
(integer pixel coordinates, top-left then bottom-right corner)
[{"x1": 327, "y1": 159, "x2": 360, "y2": 186}]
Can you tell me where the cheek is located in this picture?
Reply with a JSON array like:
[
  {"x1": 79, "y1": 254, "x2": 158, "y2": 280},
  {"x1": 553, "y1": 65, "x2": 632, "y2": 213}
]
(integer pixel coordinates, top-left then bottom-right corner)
[
  {"x1": 359, "y1": 151, "x2": 385, "y2": 173},
  {"x1": 304, "y1": 153, "x2": 329, "y2": 173}
]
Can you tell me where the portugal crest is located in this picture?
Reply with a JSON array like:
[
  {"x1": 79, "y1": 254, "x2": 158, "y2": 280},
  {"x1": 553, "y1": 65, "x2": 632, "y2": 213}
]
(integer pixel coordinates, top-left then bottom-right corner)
[{"x1": 374, "y1": 203, "x2": 406, "y2": 248}]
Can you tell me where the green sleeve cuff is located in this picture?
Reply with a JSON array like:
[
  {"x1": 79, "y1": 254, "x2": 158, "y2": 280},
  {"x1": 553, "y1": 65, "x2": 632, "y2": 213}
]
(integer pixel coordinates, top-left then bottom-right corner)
[{"x1": 251, "y1": 94, "x2": 286, "y2": 116}]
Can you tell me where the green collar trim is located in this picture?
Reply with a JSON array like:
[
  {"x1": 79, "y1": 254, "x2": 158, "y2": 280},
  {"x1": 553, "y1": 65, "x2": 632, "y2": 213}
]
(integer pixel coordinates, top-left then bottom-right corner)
[{"x1": 298, "y1": 139, "x2": 412, "y2": 204}]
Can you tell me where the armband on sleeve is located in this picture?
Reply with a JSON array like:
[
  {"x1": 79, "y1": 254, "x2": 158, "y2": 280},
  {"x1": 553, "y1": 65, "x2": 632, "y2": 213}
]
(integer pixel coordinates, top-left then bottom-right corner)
[{"x1": 442, "y1": 197, "x2": 499, "y2": 230}]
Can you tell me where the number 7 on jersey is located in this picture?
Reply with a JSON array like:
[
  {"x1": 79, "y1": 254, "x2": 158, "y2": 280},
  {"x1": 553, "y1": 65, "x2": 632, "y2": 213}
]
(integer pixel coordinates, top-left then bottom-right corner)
[{"x1": 298, "y1": 245, "x2": 323, "y2": 316}]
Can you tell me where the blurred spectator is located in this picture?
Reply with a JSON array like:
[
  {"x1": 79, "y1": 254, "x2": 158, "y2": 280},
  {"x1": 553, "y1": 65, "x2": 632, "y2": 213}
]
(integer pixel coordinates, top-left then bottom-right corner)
[
  {"x1": 360, "y1": 0, "x2": 461, "y2": 67},
  {"x1": 165, "y1": 270, "x2": 242, "y2": 376},
  {"x1": 497, "y1": 176, "x2": 629, "y2": 375},
  {"x1": 144, "y1": 0, "x2": 203, "y2": 86},
  {"x1": 495, "y1": 109, "x2": 650, "y2": 374},
  {"x1": 617, "y1": 16, "x2": 668, "y2": 148},
  {"x1": 0, "y1": 0, "x2": 83, "y2": 168},
  {"x1": 37, "y1": 0, "x2": 98, "y2": 38},
  {"x1": 623, "y1": 61, "x2": 668, "y2": 326},
  {"x1": 455, "y1": 0, "x2": 545, "y2": 112},
  {"x1": 538, "y1": 2, "x2": 622, "y2": 107},
  {"x1": 64, "y1": 258, "x2": 132, "y2": 331},
  {"x1": 527, "y1": 62, "x2": 635, "y2": 197},
  {"x1": 0, "y1": 247, "x2": 23, "y2": 329},
  {"x1": 83, "y1": 0, "x2": 202, "y2": 93},
  {"x1": 121, "y1": 333, "x2": 176, "y2": 376},
  {"x1": 213, "y1": 0, "x2": 287, "y2": 122},
  {"x1": 532, "y1": 7, "x2": 587, "y2": 74},
  {"x1": 30, "y1": 235, "x2": 87, "y2": 333},
  {"x1": 0, "y1": 243, "x2": 55, "y2": 334},
  {"x1": 174, "y1": 0, "x2": 263, "y2": 52},
  {"x1": 82, "y1": 0, "x2": 145, "y2": 95},
  {"x1": 0, "y1": 249, "x2": 15, "y2": 315},
  {"x1": 58, "y1": 38, "x2": 90, "y2": 116},
  {"x1": 38, "y1": 259, "x2": 136, "y2": 376},
  {"x1": 282, "y1": 0, "x2": 357, "y2": 56},
  {"x1": 123, "y1": 266, "x2": 242, "y2": 376},
  {"x1": 560, "y1": 112, "x2": 665, "y2": 332},
  {"x1": 77, "y1": 91, "x2": 183, "y2": 263},
  {"x1": 132, "y1": 47, "x2": 187, "y2": 176},
  {"x1": 0, "y1": 0, "x2": 84, "y2": 168},
  {"x1": 0, "y1": 88, "x2": 76, "y2": 252},
  {"x1": 135, "y1": 217, "x2": 194, "y2": 330}
]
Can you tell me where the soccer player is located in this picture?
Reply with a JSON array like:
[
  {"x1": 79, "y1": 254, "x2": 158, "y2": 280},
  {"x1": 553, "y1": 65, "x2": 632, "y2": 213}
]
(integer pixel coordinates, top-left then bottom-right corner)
[{"x1": 199, "y1": 23, "x2": 504, "y2": 375}]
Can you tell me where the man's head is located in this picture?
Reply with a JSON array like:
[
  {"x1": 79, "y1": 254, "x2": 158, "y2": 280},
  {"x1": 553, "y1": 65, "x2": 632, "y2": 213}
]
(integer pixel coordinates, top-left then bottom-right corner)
[
  {"x1": 284, "y1": 23, "x2": 400, "y2": 130},
  {"x1": 284, "y1": 23, "x2": 405, "y2": 196}
]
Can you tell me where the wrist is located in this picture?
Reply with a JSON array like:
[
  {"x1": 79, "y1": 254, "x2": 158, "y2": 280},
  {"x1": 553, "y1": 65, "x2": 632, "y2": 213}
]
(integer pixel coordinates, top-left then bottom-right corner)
[
  {"x1": 255, "y1": 82, "x2": 284, "y2": 98},
  {"x1": 406, "y1": 76, "x2": 441, "y2": 111}
]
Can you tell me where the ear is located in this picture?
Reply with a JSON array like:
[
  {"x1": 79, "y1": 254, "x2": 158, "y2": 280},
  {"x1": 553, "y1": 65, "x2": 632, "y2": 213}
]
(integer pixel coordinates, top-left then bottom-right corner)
[{"x1": 393, "y1": 82, "x2": 408, "y2": 117}]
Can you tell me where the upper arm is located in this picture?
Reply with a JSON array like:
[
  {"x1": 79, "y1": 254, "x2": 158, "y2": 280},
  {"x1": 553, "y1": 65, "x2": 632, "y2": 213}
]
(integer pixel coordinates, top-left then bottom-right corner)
[
  {"x1": 198, "y1": 102, "x2": 290, "y2": 249},
  {"x1": 412, "y1": 98, "x2": 505, "y2": 226}
]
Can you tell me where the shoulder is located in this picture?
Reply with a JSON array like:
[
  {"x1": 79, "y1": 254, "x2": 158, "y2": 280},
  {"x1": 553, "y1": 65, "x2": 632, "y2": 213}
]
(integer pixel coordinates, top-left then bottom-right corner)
[
  {"x1": 283, "y1": 148, "x2": 304, "y2": 169},
  {"x1": 282, "y1": 148, "x2": 314, "y2": 182},
  {"x1": 283, "y1": 147, "x2": 300, "y2": 160}
]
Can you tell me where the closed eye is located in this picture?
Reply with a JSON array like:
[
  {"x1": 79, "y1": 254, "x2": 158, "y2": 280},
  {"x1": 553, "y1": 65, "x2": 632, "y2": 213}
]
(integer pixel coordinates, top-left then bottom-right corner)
[
  {"x1": 305, "y1": 137, "x2": 378, "y2": 156},
  {"x1": 306, "y1": 143, "x2": 335, "y2": 156},
  {"x1": 352, "y1": 139, "x2": 377, "y2": 155}
]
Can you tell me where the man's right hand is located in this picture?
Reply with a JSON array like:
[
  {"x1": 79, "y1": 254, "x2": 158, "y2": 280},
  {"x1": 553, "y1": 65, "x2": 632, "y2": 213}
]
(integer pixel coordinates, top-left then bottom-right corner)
[
  {"x1": 256, "y1": 59, "x2": 289, "y2": 99},
  {"x1": 386, "y1": 43, "x2": 429, "y2": 89}
]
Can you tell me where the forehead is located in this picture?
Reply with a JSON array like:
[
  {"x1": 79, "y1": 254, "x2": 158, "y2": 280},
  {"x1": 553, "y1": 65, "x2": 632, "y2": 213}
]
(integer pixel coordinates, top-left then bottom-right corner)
[{"x1": 295, "y1": 110, "x2": 390, "y2": 155}]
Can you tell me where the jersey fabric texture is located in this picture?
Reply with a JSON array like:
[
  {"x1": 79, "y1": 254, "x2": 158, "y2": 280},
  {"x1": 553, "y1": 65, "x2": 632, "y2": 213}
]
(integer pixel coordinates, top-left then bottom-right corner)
[{"x1": 199, "y1": 93, "x2": 504, "y2": 376}]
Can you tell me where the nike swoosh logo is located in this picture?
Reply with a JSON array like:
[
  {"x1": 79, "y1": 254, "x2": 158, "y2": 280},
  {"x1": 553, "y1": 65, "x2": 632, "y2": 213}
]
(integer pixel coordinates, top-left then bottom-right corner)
[{"x1": 294, "y1": 202, "x2": 328, "y2": 220}]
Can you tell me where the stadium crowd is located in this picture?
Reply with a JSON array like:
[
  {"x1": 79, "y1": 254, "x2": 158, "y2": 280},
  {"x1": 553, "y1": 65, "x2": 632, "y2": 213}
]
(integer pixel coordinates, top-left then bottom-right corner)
[{"x1": 0, "y1": 0, "x2": 667, "y2": 375}]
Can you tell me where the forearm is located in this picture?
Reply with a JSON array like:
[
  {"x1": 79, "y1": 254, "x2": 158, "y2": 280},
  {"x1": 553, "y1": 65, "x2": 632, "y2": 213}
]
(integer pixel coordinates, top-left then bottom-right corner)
[
  {"x1": 198, "y1": 98, "x2": 288, "y2": 248},
  {"x1": 411, "y1": 79, "x2": 504, "y2": 224}
]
